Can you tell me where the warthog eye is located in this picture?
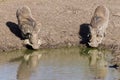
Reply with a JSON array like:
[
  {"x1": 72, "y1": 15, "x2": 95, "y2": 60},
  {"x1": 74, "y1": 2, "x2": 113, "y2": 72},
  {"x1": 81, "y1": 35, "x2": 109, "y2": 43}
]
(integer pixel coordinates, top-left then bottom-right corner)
[
  {"x1": 97, "y1": 34, "x2": 99, "y2": 37},
  {"x1": 25, "y1": 33, "x2": 31, "y2": 39}
]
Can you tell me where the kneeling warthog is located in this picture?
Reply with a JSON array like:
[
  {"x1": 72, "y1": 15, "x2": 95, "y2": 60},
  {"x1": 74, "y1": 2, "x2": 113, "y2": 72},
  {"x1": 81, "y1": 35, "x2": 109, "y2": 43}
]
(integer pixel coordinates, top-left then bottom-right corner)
[
  {"x1": 89, "y1": 5, "x2": 109, "y2": 47},
  {"x1": 16, "y1": 6, "x2": 41, "y2": 49}
]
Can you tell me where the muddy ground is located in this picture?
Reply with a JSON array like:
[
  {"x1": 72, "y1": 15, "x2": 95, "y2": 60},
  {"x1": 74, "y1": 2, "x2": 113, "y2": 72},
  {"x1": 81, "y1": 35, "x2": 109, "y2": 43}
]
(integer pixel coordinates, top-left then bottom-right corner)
[{"x1": 0, "y1": 0, "x2": 120, "y2": 52}]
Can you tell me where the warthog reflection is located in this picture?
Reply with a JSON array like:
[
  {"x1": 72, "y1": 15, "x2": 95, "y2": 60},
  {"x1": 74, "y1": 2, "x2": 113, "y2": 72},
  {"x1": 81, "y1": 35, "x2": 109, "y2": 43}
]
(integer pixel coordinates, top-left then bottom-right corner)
[
  {"x1": 17, "y1": 51, "x2": 42, "y2": 80},
  {"x1": 88, "y1": 49, "x2": 108, "y2": 79}
]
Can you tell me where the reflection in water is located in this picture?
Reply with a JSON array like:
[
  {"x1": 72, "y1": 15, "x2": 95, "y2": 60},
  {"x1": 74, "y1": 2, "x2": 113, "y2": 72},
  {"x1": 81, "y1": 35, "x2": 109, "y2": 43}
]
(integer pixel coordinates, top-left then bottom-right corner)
[
  {"x1": 88, "y1": 49, "x2": 108, "y2": 80},
  {"x1": 17, "y1": 50, "x2": 42, "y2": 80},
  {"x1": 0, "y1": 47, "x2": 120, "y2": 80}
]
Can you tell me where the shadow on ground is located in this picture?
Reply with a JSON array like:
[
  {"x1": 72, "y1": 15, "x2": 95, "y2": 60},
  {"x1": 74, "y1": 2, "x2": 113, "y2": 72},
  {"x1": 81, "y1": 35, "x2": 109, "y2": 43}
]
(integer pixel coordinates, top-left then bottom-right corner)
[
  {"x1": 79, "y1": 23, "x2": 91, "y2": 47},
  {"x1": 6, "y1": 21, "x2": 24, "y2": 40}
]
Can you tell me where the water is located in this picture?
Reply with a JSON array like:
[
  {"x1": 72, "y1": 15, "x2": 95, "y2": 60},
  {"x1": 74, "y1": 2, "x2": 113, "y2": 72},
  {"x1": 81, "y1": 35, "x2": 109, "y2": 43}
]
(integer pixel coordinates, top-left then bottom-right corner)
[{"x1": 0, "y1": 47, "x2": 120, "y2": 80}]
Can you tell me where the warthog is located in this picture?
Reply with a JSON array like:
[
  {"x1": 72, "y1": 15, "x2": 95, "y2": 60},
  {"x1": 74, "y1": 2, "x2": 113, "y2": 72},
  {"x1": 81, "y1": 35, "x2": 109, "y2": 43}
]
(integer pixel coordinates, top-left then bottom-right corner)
[
  {"x1": 89, "y1": 5, "x2": 109, "y2": 47},
  {"x1": 16, "y1": 6, "x2": 41, "y2": 49}
]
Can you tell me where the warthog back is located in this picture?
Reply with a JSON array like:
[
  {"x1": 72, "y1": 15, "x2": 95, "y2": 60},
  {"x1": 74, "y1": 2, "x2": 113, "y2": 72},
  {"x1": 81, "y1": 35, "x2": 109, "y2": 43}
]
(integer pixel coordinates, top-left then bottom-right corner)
[{"x1": 16, "y1": 6, "x2": 36, "y2": 39}]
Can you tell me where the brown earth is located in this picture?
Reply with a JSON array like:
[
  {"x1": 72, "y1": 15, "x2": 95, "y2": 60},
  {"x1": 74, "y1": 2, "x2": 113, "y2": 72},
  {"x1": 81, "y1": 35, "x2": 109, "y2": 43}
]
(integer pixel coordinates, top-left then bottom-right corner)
[{"x1": 0, "y1": 0, "x2": 120, "y2": 52}]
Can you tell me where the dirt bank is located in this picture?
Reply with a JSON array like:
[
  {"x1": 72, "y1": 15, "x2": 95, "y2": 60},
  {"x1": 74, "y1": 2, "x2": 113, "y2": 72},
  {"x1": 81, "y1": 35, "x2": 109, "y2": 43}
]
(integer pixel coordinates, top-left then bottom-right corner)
[{"x1": 0, "y1": 0, "x2": 120, "y2": 52}]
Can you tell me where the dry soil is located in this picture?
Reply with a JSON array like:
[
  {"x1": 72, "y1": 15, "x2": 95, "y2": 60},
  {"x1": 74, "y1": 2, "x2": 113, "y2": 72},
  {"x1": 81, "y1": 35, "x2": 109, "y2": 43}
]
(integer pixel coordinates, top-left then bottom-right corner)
[{"x1": 0, "y1": 0, "x2": 120, "y2": 51}]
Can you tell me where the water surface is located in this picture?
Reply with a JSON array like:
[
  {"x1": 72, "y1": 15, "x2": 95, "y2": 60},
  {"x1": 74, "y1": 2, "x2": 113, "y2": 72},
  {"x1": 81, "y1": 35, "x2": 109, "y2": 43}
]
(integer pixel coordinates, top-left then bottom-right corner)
[{"x1": 0, "y1": 47, "x2": 120, "y2": 80}]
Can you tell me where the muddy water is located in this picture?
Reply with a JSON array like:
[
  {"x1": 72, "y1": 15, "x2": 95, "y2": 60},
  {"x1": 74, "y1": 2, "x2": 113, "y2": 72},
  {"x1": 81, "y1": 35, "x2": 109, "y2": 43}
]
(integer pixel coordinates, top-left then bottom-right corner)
[{"x1": 0, "y1": 47, "x2": 120, "y2": 80}]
